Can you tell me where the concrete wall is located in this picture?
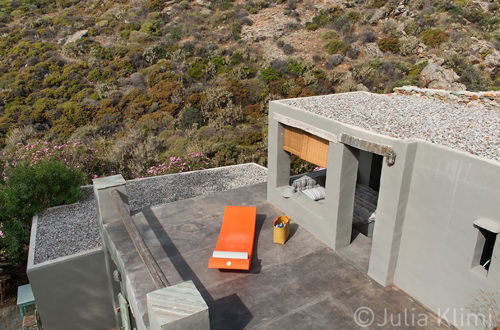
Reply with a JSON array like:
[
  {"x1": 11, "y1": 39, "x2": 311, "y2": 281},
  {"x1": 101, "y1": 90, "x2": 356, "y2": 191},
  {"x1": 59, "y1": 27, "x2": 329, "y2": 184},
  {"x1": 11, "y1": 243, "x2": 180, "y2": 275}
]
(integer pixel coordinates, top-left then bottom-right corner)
[
  {"x1": 27, "y1": 245, "x2": 115, "y2": 330},
  {"x1": 393, "y1": 142, "x2": 500, "y2": 328},
  {"x1": 268, "y1": 100, "x2": 500, "y2": 328},
  {"x1": 268, "y1": 101, "x2": 416, "y2": 286},
  {"x1": 93, "y1": 175, "x2": 211, "y2": 330}
]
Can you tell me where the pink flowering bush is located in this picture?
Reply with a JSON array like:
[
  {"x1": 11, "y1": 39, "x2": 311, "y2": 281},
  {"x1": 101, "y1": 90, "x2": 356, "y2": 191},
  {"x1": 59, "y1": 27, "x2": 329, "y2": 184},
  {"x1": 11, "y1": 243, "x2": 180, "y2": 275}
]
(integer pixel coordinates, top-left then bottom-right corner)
[
  {"x1": 1, "y1": 140, "x2": 114, "y2": 183},
  {"x1": 146, "y1": 153, "x2": 212, "y2": 176},
  {"x1": 1, "y1": 140, "x2": 214, "y2": 183}
]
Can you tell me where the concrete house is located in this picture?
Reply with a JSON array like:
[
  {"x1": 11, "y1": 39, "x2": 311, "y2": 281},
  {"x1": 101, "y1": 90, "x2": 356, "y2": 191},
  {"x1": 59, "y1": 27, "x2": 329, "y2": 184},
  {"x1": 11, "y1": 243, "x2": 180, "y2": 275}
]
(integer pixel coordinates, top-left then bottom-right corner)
[{"x1": 27, "y1": 88, "x2": 499, "y2": 329}]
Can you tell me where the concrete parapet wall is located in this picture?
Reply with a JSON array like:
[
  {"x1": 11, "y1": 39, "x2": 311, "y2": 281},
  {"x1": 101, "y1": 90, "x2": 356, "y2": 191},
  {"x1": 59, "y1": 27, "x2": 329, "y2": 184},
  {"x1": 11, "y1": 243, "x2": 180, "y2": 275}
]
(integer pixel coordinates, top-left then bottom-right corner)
[
  {"x1": 394, "y1": 141, "x2": 500, "y2": 329},
  {"x1": 27, "y1": 233, "x2": 115, "y2": 330}
]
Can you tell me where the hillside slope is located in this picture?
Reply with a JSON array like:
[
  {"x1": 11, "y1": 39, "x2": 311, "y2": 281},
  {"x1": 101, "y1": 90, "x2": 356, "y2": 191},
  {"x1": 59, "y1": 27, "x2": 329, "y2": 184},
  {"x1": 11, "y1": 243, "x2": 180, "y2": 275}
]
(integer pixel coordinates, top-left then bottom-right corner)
[{"x1": 0, "y1": 0, "x2": 498, "y2": 179}]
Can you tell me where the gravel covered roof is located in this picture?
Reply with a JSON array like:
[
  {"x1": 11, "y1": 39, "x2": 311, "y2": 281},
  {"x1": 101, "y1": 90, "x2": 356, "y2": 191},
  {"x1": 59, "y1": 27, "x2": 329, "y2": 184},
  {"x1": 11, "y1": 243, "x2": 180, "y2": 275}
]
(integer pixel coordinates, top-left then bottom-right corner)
[
  {"x1": 33, "y1": 163, "x2": 267, "y2": 265},
  {"x1": 34, "y1": 186, "x2": 100, "y2": 265},
  {"x1": 278, "y1": 92, "x2": 500, "y2": 162}
]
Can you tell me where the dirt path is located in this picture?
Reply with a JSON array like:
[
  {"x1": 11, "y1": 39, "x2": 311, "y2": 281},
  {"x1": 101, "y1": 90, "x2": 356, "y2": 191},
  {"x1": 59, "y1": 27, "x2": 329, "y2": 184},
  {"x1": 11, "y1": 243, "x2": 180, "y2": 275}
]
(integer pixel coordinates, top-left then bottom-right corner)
[{"x1": 0, "y1": 299, "x2": 22, "y2": 330}]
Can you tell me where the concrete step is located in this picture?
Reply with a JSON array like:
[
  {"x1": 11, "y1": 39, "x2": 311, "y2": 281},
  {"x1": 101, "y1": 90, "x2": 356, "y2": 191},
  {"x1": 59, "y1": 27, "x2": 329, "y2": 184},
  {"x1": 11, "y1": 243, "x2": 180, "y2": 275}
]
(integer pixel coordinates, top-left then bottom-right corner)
[{"x1": 336, "y1": 231, "x2": 372, "y2": 273}]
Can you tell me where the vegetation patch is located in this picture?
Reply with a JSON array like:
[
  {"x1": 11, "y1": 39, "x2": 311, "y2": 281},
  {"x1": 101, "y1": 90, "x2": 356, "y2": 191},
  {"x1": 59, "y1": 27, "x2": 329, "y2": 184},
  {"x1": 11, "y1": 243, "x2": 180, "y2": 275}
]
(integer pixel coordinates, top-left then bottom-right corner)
[
  {"x1": 0, "y1": 161, "x2": 84, "y2": 261},
  {"x1": 188, "y1": 61, "x2": 208, "y2": 79},
  {"x1": 260, "y1": 67, "x2": 282, "y2": 83},
  {"x1": 420, "y1": 29, "x2": 449, "y2": 47},
  {"x1": 377, "y1": 37, "x2": 400, "y2": 53},
  {"x1": 326, "y1": 39, "x2": 348, "y2": 55}
]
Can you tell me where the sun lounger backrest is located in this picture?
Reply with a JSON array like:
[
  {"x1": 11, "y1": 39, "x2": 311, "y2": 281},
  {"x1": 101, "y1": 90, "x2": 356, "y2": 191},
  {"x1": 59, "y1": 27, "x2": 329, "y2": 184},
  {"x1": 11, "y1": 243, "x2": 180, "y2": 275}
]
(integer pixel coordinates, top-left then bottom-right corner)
[{"x1": 215, "y1": 206, "x2": 256, "y2": 254}]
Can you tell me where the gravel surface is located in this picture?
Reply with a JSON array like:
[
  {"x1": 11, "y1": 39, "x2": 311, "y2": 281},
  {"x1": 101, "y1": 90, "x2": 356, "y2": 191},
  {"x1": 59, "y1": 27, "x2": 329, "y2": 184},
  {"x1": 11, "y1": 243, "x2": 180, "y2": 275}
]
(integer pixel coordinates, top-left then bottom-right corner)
[
  {"x1": 278, "y1": 92, "x2": 500, "y2": 162},
  {"x1": 34, "y1": 186, "x2": 99, "y2": 265},
  {"x1": 127, "y1": 163, "x2": 268, "y2": 211},
  {"x1": 33, "y1": 164, "x2": 267, "y2": 265}
]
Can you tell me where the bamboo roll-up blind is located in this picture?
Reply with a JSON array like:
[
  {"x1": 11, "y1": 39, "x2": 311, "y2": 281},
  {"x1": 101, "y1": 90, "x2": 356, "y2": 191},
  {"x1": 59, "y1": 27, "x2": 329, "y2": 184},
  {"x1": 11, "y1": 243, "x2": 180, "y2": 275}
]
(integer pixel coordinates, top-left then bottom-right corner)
[{"x1": 283, "y1": 125, "x2": 329, "y2": 168}]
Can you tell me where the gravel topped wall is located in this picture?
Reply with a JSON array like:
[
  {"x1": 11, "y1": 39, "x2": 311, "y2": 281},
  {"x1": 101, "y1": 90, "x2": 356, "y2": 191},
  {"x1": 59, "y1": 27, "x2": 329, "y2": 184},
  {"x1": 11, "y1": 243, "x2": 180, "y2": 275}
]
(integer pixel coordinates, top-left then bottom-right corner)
[
  {"x1": 34, "y1": 186, "x2": 99, "y2": 265},
  {"x1": 278, "y1": 92, "x2": 500, "y2": 162},
  {"x1": 33, "y1": 163, "x2": 267, "y2": 265},
  {"x1": 126, "y1": 163, "x2": 268, "y2": 211}
]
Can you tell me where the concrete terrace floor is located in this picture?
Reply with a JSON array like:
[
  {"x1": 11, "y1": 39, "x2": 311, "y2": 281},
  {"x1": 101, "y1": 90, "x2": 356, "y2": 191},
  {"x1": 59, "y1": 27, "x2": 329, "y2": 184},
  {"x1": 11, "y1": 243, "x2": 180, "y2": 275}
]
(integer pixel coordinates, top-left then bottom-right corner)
[{"x1": 107, "y1": 183, "x2": 451, "y2": 329}]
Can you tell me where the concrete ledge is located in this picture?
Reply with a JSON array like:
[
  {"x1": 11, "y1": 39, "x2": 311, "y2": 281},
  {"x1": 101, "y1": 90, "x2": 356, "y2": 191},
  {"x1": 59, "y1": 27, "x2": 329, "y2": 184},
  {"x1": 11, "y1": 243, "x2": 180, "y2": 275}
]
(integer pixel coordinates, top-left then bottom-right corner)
[
  {"x1": 93, "y1": 174, "x2": 127, "y2": 190},
  {"x1": 93, "y1": 174, "x2": 128, "y2": 226},
  {"x1": 147, "y1": 281, "x2": 209, "y2": 330}
]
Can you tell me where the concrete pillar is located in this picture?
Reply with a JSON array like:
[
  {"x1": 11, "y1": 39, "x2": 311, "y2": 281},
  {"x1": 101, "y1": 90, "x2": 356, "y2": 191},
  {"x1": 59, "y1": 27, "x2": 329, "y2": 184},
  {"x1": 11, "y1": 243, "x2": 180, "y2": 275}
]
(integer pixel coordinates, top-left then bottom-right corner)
[
  {"x1": 267, "y1": 118, "x2": 290, "y2": 190},
  {"x1": 93, "y1": 174, "x2": 128, "y2": 328},
  {"x1": 93, "y1": 174, "x2": 128, "y2": 226},
  {"x1": 324, "y1": 143, "x2": 358, "y2": 250},
  {"x1": 147, "y1": 281, "x2": 210, "y2": 330},
  {"x1": 357, "y1": 150, "x2": 373, "y2": 186},
  {"x1": 367, "y1": 143, "x2": 417, "y2": 286}
]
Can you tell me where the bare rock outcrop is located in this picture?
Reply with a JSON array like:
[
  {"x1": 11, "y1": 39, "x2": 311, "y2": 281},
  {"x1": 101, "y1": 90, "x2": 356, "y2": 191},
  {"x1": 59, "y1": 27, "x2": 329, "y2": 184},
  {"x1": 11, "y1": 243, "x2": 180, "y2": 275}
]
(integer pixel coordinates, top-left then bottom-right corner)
[
  {"x1": 64, "y1": 30, "x2": 88, "y2": 45},
  {"x1": 362, "y1": 42, "x2": 384, "y2": 59},
  {"x1": 419, "y1": 62, "x2": 466, "y2": 91},
  {"x1": 394, "y1": 86, "x2": 500, "y2": 110}
]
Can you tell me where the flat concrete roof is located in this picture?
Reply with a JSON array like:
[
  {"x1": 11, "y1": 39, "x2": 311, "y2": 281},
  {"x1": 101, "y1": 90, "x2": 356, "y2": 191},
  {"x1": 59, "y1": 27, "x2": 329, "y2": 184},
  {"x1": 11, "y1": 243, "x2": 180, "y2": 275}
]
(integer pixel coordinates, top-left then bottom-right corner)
[
  {"x1": 107, "y1": 183, "x2": 448, "y2": 329},
  {"x1": 277, "y1": 92, "x2": 500, "y2": 162},
  {"x1": 33, "y1": 164, "x2": 267, "y2": 265}
]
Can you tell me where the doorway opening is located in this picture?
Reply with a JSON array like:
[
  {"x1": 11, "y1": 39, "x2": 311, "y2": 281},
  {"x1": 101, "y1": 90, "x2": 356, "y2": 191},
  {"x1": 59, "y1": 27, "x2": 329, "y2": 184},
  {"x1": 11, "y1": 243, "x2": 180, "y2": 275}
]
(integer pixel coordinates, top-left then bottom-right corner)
[
  {"x1": 352, "y1": 150, "x2": 382, "y2": 240},
  {"x1": 337, "y1": 148, "x2": 383, "y2": 273}
]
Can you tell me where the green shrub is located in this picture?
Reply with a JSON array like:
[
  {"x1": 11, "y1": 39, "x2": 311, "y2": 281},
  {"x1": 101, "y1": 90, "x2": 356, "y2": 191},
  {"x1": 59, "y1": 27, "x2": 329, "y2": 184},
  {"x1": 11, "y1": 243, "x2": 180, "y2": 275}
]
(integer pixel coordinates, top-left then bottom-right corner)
[
  {"x1": 408, "y1": 61, "x2": 428, "y2": 78},
  {"x1": 210, "y1": 0, "x2": 232, "y2": 11},
  {"x1": 347, "y1": 11, "x2": 361, "y2": 22},
  {"x1": 140, "y1": 19, "x2": 163, "y2": 36},
  {"x1": 404, "y1": 21, "x2": 421, "y2": 36},
  {"x1": 229, "y1": 52, "x2": 244, "y2": 65},
  {"x1": 145, "y1": 0, "x2": 165, "y2": 10},
  {"x1": 211, "y1": 56, "x2": 226, "y2": 71},
  {"x1": 420, "y1": 29, "x2": 449, "y2": 47},
  {"x1": 0, "y1": 161, "x2": 84, "y2": 262},
  {"x1": 287, "y1": 60, "x2": 307, "y2": 76},
  {"x1": 326, "y1": 39, "x2": 348, "y2": 55},
  {"x1": 458, "y1": 65, "x2": 487, "y2": 90},
  {"x1": 170, "y1": 26, "x2": 182, "y2": 40},
  {"x1": 61, "y1": 101, "x2": 93, "y2": 126},
  {"x1": 305, "y1": 7, "x2": 343, "y2": 30},
  {"x1": 352, "y1": 60, "x2": 408, "y2": 93},
  {"x1": 377, "y1": 37, "x2": 400, "y2": 53},
  {"x1": 260, "y1": 68, "x2": 282, "y2": 83},
  {"x1": 231, "y1": 22, "x2": 242, "y2": 40},
  {"x1": 180, "y1": 107, "x2": 204, "y2": 128},
  {"x1": 187, "y1": 61, "x2": 207, "y2": 79},
  {"x1": 322, "y1": 31, "x2": 339, "y2": 40},
  {"x1": 62, "y1": 38, "x2": 99, "y2": 58},
  {"x1": 306, "y1": 12, "x2": 330, "y2": 30}
]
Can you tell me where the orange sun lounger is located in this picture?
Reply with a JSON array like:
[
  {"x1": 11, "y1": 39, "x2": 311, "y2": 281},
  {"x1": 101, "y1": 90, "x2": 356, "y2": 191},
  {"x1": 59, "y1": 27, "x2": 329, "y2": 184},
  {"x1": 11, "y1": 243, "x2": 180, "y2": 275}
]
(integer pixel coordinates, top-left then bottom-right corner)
[{"x1": 208, "y1": 206, "x2": 257, "y2": 271}]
